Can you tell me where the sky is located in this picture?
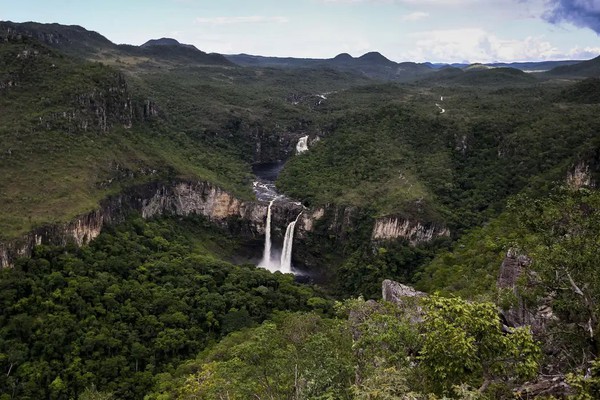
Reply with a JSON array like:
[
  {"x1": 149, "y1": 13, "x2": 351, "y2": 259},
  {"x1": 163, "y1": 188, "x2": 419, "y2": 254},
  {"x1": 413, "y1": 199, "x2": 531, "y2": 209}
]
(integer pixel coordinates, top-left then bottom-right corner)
[{"x1": 2, "y1": 0, "x2": 600, "y2": 63}]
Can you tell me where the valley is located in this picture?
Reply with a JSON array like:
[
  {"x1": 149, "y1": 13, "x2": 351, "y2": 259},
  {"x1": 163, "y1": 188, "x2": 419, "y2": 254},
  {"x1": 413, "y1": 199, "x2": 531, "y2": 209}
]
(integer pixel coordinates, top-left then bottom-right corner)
[{"x1": 1, "y1": 20, "x2": 600, "y2": 400}]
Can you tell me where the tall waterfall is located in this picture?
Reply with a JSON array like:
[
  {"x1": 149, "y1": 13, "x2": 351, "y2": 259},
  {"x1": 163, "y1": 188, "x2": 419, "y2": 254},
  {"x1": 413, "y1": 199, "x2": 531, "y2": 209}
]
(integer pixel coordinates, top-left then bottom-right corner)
[
  {"x1": 280, "y1": 212, "x2": 302, "y2": 273},
  {"x1": 296, "y1": 136, "x2": 309, "y2": 154},
  {"x1": 259, "y1": 200, "x2": 276, "y2": 271}
]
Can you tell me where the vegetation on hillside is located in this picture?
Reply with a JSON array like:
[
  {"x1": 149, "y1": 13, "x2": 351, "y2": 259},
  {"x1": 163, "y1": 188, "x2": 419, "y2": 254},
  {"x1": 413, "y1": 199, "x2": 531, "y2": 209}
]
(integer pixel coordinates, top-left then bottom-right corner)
[{"x1": 0, "y1": 30, "x2": 372, "y2": 241}]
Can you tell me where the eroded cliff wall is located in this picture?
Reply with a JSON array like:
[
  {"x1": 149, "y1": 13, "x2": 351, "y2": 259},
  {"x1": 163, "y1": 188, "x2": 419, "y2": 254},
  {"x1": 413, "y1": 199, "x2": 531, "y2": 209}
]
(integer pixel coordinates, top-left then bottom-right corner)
[{"x1": 0, "y1": 181, "x2": 273, "y2": 268}]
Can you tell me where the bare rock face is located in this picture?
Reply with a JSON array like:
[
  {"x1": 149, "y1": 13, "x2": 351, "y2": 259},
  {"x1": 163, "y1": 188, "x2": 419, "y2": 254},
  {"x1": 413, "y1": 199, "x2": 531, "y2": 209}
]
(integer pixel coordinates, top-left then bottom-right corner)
[
  {"x1": 372, "y1": 217, "x2": 450, "y2": 245},
  {"x1": 497, "y1": 248, "x2": 555, "y2": 335},
  {"x1": 0, "y1": 179, "x2": 313, "y2": 268},
  {"x1": 298, "y1": 207, "x2": 325, "y2": 234},
  {"x1": 567, "y1": 161, "x2": 594, "y2": 189},
  {"x1": 296, "y1": 205, "x2": 357, "y2": 241},
  {"x1": 497, "y1": 248, "x2": 531, "y2": 290},
  {"x1": 0, "y1": 210, "x2": 110, "y2": 269},
  {"x1": 382, "y1": 279, "x2": 426, "y2": 305},
  {"x1": 514, "y1": 376, "x2": 572, "y2": 398},
  {"x1": 381, "y1": 280, "x2": 426, "y2": 324},
  {"x1": 142, "y1": 182, "x2": 243, "y2": 220}
]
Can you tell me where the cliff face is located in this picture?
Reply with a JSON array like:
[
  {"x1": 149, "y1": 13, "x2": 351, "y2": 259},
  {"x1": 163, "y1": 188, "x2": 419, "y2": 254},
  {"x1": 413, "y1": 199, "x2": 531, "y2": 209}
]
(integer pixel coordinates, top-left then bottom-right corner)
[
  {"x1": 0, "y1": 209, "x2": 109, "y2": 268},
  {"x1": 0, "y1": 180, "x2": 450, "y2": 269},
  {"x1": 372, "y1": 217, "x2": 450, "y2": 245},
  {"x1": 1, "y1": 32, "x2": 143, "y2": 134},
  {"x1": 382, "y1": 279, "x2": 426, "y2": 304},
  {"x1": 0, "y1": 181, "x2": 271, "y2": 268},
  {"x1": 0, "y1": 179, "x2": 317, "y2": 268}
]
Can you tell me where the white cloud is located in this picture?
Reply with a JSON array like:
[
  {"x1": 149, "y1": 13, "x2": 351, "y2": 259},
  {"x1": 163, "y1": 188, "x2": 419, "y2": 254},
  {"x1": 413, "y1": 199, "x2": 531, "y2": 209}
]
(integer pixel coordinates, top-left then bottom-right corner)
[
  {"x1": 194, "y1": 16, "x2": 289, "y2": 25},
  {"x1": 561, "y1": 46, "x2": 600, "y2": 59},
  {"x1": 401, "y1": 11, "x2": 429, "y2": 21},
  {"x1": 400, "y1": 28, "x2": 583, "y2": 62},
  {"x1": 320, "y1": 0, "x2": 476, "y2": 5}
]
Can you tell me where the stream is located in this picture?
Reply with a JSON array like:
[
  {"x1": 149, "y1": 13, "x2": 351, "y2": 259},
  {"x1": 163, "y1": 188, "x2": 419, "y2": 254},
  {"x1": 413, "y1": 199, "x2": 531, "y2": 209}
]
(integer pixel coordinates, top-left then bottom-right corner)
[
  {"x1": 250, "y1": 143, "x2": 319, "y2": 283},
  {"x1": 252, "y1": 161, "x2": 288, "y2": 202}
]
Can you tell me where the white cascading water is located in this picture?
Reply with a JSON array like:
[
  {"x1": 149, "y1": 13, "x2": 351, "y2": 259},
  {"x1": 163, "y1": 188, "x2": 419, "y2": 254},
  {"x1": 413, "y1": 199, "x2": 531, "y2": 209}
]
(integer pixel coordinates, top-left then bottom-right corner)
[
  {"x1": 258, "y1": 200, "x2": 276, "y2": 271},
  {"x1": 280, "y1": 212, "x2": 302, "y2": 273},
  {"x1": 296, "y1": 136, "x2": 309, "y2": 154}
]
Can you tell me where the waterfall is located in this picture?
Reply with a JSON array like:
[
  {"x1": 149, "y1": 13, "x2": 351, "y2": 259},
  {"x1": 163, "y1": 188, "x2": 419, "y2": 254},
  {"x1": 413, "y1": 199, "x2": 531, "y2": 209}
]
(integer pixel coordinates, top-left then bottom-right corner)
[
  {"x1": 259, "y1": 200, "x2": 276, "y2": 271},
  {"x1": 280, "y1": 212, "x2": 302, "y2": 273},
  {"x1": 296, "y1": 136, "x2": 309, "y2": 154}
]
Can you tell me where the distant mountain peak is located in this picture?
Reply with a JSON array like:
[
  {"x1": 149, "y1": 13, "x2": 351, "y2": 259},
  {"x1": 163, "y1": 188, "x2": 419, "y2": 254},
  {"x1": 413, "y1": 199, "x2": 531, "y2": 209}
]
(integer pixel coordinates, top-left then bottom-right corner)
[
  {"x1": 358, "y1": 51, "x2": 392, "y2": 64},
  {"x1": 333, "y1": 53, "x2": 353, "y2": 61},
  {"x1": 141, "y1": 38, "x2": 197, "y2": 50}
]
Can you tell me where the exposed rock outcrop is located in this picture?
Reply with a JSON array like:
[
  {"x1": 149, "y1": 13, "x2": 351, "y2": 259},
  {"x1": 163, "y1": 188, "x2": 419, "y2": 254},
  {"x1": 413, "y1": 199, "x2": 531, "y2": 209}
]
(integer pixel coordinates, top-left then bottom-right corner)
[
  {"x1": 497, "y1": 248, "x2": 531, "y2": 290},
  {"x1": 567, "y1": 161, "x2": 595, "y2": 189},
  {"x1": 382, "y1": 279, "x2": 426, "y2": 305},
  {"x1": 36, "y1": 72, "x2": 135, "y2": 133},
  {"x1": 298, "y1": 207, "x2": 325, "y2": 233},
  {"x1": 372, "y1": 217, "x2": 450, "y2": 245},
  {"x1": 514, "y1": 376, "x2": 572, "y2": 398},
  {"x1": 295, "y1": 205, "x2": 357, "y2": 241},
  {"x1": 497, "y1": 248, "x2": 555, "y2": 335},
  {"x1": 1, "y1": 29, "x2": 149, "y2": 133}
]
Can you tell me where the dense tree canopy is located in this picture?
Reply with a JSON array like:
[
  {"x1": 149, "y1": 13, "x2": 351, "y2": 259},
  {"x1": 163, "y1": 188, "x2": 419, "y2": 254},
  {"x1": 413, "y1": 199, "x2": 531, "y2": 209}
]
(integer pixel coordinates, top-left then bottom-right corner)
[{"x1": 0, "y1": 216, "x2": 329, "y2": 399}]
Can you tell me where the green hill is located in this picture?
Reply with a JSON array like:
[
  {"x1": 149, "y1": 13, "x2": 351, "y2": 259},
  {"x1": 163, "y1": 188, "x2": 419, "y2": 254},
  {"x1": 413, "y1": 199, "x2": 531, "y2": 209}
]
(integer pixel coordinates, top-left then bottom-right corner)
[
  {"x1": 546, "y1": 55, "x2": 600, "y2": 78},
  {"x1": 423, "y1": 67, "x2": 537, "y2": 87},
  {"x1": 558, "y1": 77, "x2": 600, "y2": 103}
]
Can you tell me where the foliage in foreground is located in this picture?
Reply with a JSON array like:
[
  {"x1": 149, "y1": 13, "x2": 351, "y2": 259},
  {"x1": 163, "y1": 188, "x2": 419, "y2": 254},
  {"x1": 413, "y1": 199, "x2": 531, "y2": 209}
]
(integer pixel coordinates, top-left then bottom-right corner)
[
  {"x1": 417, "y1": 187, "x2": 600, "y2": 370},
  {"x1": 154, "y1": 296, "x2": 539, "y2": 400}
]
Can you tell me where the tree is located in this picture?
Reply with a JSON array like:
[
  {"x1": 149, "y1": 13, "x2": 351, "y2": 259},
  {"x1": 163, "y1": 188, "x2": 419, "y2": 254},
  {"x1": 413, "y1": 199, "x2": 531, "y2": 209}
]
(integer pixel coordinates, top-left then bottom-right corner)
[
  {"x1": 419, "y1": 295, "x2": 539, "y2": 395},
  {"x1": 344, "y1": 295, "x2": 539, "y2": 398}
]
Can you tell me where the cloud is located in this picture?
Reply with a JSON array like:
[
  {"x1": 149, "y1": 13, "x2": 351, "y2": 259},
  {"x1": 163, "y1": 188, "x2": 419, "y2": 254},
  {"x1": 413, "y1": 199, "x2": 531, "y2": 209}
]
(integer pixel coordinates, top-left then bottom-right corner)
[
  {"x1": 561, "y1": 45, "x2": 600, "y2": 59},
  {"x1": 401, "y1": 11, "x2": 430, "y2": 21},
  {"x1": 401, "y1": 28, "x2": 586, "y2": 62},
  {"x1": 320, "y1": 0, "x2": 475, "y2": 4},
  {"x1": 544, "y1": 0, "x2": 600, "y2": 34},
  {"x1": 194, "y1": 16, "x2": 289, "y2": 25}
]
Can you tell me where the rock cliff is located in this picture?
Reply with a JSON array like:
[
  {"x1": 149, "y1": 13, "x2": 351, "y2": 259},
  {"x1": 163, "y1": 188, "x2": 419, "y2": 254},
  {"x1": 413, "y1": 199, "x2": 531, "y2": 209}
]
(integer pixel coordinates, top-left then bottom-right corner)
[
  {"x1": 0, "y1": 180, "x2": 298, "y2": 268},
  {"x1": 38, "y1": 72, "x2": 136, "y2": 133},
  {"x1": 1, "y1": 182, "x2": 450, "y2": 269},
  {"x1": 382, "y1": 279, "x2": 426, "y2": 304},
  {"x1": 1, "y1": 32, "x2": 144, "y2": 133},
  {"x1": 372, "y1": 216, "x2": 450, "y2": 245}
]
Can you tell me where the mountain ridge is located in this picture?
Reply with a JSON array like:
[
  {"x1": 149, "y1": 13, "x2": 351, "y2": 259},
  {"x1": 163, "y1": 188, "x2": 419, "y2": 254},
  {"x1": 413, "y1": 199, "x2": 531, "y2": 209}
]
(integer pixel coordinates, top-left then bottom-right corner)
[
  {"x1": 2, "y1": 20, "x2": 595, "y2": 79},
  {"x1": 0, "y1": 21, "x2": 233, "y2": 67}
]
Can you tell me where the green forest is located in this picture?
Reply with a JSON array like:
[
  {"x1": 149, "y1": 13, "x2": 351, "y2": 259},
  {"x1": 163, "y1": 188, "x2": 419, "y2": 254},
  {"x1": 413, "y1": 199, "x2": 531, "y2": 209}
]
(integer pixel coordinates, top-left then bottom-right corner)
[{"x1": 1, "y1": 21, "x2": 600, "y2": 399}]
